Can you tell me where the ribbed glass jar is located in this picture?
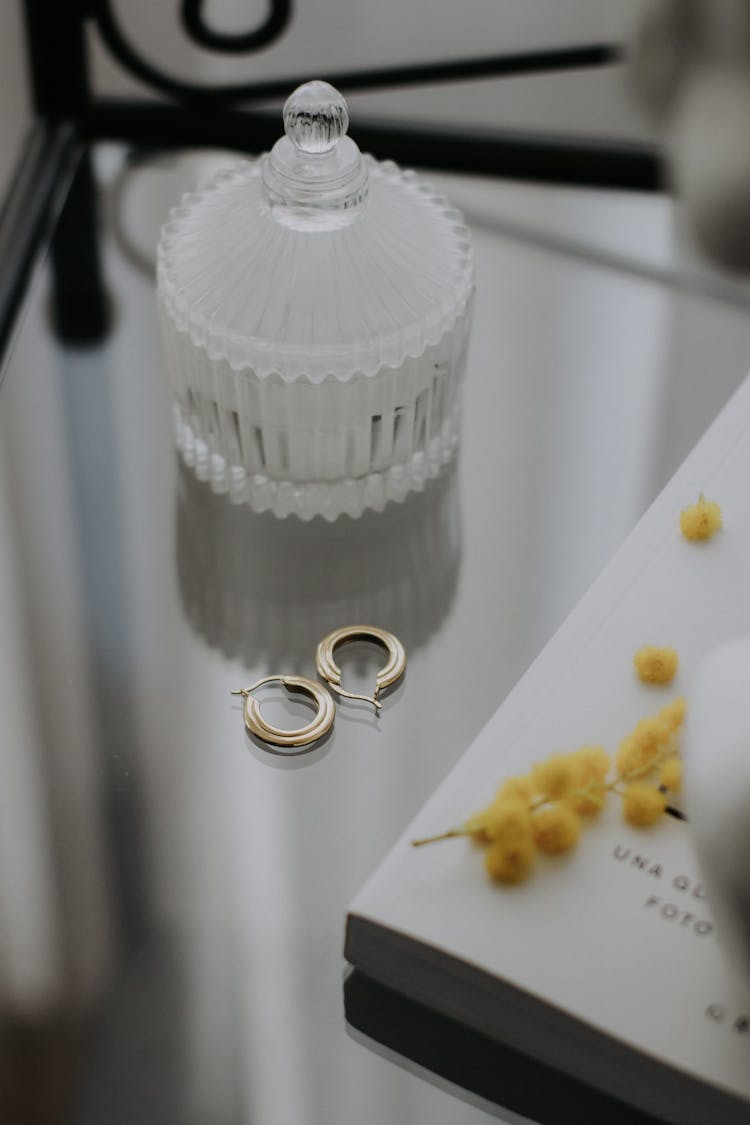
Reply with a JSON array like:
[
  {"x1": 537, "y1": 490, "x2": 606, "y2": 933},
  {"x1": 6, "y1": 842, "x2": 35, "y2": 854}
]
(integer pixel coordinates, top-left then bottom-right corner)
[{"x1": 157, "y1": 81, "x2": 474, "y2": 520}]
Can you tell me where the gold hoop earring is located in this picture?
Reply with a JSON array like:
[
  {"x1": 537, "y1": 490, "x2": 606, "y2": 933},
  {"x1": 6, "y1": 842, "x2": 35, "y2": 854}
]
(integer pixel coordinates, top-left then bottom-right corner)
[
  {"x1": 231, "y1": 675, "x2": 335, "y2": 748},
  {"x1": 315, "y1": 626, "x2": 406, "y2": 712}
]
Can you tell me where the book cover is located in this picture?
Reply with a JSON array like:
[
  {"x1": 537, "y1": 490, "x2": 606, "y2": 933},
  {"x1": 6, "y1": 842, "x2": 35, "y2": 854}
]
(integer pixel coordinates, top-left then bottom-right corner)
[{"x1": 346, "y1": 375, "x2": 750, "y2": 1124}]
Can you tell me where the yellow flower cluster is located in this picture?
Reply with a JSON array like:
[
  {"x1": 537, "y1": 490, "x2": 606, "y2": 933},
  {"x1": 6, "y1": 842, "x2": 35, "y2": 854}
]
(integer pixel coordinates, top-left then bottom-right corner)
[
  {"x1": 615, "y1": 698, "x2": 684, "y2": 782},
  {"x1": 621, "y1": 783, "x2": 666, "y2": 826},
  {"x1": 679, "y1": 494, "x2": 722, "y2": 541},
  {"x1": 660, "y1": 757, "x2": 682, "y2": 792},
  {"x1": 439, "y1": 745, "x2": 611, "y2": 884},
  {"x1": 633, "y1": 645, "x2": 678, "y2": 684},
  {"x1": 412, "y1": 701, "x2": 686, "y2": 885}
]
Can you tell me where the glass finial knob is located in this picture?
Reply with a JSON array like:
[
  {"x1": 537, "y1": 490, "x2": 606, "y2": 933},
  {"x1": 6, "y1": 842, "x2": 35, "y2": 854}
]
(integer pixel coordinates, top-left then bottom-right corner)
[{"x1": 283, "y1": 81, "x2": 349, "y2": 154}]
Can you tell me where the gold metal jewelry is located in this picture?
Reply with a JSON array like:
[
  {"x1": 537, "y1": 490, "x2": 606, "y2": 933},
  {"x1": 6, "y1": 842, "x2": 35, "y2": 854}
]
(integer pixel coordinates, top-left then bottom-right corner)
[
  {"x1": 231, "y1": 675, "x2": 335, "y2": 748},
  {"x1": 315, "y1": 625, "x2": 406, "y2": 712}
]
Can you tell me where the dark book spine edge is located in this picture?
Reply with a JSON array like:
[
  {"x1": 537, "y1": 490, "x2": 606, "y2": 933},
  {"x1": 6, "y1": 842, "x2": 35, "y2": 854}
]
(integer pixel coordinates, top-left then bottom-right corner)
[{"x1": 344, "y1": 911, "x2": 750, "y2": 1125}]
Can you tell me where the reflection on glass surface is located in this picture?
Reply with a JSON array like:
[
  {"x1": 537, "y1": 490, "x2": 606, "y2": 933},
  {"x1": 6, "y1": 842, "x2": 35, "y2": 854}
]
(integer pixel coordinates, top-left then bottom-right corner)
[
  {"x1": 176, "y1": 457, "x2": 461, "y2": 670},
  {"x1": 2, "y1": 145, "x2": 750, "y2": 1124}
]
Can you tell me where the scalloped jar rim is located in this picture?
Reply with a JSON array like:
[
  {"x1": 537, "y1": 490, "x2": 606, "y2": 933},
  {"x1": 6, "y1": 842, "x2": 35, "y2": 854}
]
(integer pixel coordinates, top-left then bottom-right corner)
[{"x1": 157, "y1": 156, "x2": 474, "y2": 384}]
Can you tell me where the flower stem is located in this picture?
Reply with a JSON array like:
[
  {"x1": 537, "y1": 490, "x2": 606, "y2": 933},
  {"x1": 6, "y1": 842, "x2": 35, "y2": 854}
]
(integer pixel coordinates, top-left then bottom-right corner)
[{"x1": 412, "y1": 827, "x2": 470, "y2": 847}]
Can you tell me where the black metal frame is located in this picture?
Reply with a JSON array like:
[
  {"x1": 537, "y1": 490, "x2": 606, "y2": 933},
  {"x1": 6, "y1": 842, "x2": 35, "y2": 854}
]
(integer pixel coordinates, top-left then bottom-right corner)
[{"x1": 1, "y1": 0, "x2": 664, "y2": 355}]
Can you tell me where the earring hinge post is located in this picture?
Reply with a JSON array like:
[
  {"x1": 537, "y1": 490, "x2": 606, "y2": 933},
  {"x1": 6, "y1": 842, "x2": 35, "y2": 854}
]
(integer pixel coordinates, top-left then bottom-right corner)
[{"x1": 333, "y1": 686, "x2": 382, "y2": 710}]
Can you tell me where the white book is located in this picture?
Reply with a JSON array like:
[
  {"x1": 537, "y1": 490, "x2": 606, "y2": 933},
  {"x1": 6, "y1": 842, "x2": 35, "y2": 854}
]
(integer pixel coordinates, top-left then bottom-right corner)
[{"x1": 346, "y1": 375, "x2": 750, "y2": 1124}]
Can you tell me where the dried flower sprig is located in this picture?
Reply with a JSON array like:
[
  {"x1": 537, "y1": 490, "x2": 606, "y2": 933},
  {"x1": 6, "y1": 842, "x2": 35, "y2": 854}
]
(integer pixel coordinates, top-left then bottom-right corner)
[{"x1": 412, "y1": 699, "x2": 686, "y2": 885}]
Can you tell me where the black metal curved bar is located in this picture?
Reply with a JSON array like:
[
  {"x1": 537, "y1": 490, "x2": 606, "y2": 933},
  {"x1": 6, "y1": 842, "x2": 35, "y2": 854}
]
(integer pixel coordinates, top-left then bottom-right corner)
[
  {"x1": 180, "y1": 0, "x2": 292, "y2": 54},
  {"x1": 85, "y1": 98, "x2": 663, "y2": 193},
  {"x1": 93, "y1": 2, "x2": 620, "y2": 108}
]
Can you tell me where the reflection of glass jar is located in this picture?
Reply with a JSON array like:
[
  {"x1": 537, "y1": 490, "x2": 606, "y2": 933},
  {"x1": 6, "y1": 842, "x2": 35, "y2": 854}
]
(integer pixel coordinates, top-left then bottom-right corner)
[
  {"x1": 175, "y1": 457, "x2": 461, "y2": 670},
  {"x1": 157, "y1": 81, "x2": 474, "y2": 521}
]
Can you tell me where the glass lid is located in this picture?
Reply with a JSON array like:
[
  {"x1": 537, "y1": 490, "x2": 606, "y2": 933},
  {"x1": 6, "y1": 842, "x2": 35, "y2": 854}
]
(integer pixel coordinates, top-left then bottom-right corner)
[{"x1": 157, "y1": 81, "x2": 474, "y2": 382}]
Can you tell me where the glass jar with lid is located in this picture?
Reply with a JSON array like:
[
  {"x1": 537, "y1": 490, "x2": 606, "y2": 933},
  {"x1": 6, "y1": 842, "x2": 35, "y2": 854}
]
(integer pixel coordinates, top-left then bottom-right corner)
[{"x1": 157, "y1": 81, "x2": 474, "y2": 520}]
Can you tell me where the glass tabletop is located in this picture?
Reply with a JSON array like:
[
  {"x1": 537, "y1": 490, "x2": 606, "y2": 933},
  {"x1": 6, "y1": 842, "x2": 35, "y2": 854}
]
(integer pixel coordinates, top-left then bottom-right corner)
[{"x1": 2, "y1": 144, "x2": 750, "y2": 1125}]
